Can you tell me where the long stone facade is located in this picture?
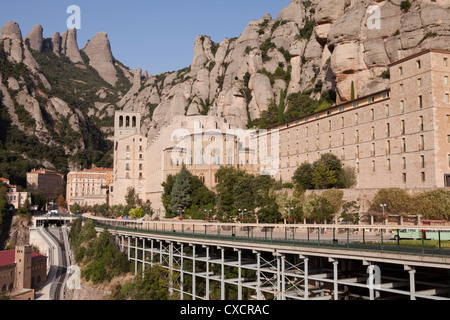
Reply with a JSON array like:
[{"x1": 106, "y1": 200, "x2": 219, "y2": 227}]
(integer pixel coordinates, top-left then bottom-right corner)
[
  {"x1": 111, "y1": 49, "x2": 450, "y2": 213},
  {"x1": 267, "y1": 49, "x2": 450, "y2": 189}
]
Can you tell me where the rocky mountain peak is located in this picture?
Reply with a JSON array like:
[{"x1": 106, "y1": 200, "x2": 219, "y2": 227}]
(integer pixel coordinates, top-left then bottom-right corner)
[
  {"x1": 24, "y1": 24, "x2": 44, "y2": 52},
  {"x1": 0, "y1": 21, "x2": 22, "y2": 41},
  {"x1": 82, "y1": 32, "x2": 118, "y2": 86},
  {"x1": 61, "y1": 28, "x2": 83, "y2": 64}
]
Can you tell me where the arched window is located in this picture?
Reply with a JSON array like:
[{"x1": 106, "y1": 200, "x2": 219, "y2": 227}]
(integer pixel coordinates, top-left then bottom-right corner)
[
  {"x1": 1, "y1": 284, "x2": 6, "y2": 292},
  {"x1": 119, "y1": 116, "x2": 124, "y2": 127},
  {"x1": 126, "y1": 116, "x2": 130, "y2": 127},
  {"x1": 132, "y1": 116, "x2": 137, "y2": 128}
]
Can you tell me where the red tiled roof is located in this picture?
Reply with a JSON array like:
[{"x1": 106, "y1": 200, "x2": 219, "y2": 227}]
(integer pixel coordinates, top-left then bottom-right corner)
[{"x1": 0, "y1": 250, "x2": 47, "y2": 267}]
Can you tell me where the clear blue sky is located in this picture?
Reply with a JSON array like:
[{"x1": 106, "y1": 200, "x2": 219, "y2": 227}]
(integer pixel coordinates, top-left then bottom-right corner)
[{"x1": 1, "y1": 0, "x2": 290, "y2": 75}]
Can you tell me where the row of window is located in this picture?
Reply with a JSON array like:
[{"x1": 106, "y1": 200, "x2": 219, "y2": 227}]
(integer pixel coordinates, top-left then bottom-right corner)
[{"x1": 281, "y1": 108, "x2": 429, "y2": 144}]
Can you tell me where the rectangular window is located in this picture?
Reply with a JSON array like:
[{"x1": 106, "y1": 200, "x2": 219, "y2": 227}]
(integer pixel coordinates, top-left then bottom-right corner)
[
  {"x1": 402, "y1": 157, "x2": 407, "y2": 170},
  {"x1": 355, "y1": 130, "x2": 360, "y2": 143},
  {"x1": 417, "y1": 60, "x2": 421, "y2": 69},
  {"x1": 418, "y1": 95, "x2": 423, "y2": 108},
  {"x1": 368, "y1": 96, "x2": 375, "y2": 103},
  {"x1": 421, "y1": 172, "x2": 426, "y2": 182},
  {"x1": 371, "y1": 127, "x2": 375, "y2": 140},
  {"x1": 420, "y1": 135, "x2": 425, "y2": 151},
  {"x1": 371, "y1": 143, "x2": 376, "y2": 157},
  {"x1": 401, "y1": 100, "x2": 405, "y2": 113},
  {"x1": 421, "y1": 155, "x2": 425, "y2": 168},
  {"x1": 399, "y1": 67, "x2": 403, "y2": 75},
  {"x1": 387, "y1": 140, "x2": 391, "y2": 155},
  {"x1": 419, "y1": 116, "x2": 424, "y2": 131},
  {"x1": 403, "y1": 173, "x2": 407, "y2": 183},
  {"x1": 386, "y1": 123, "x2": 390, "y2": 137},
  {"x1": 418, "y1": 78, "x2": 422, "y2": 87},
  {"x1": 386, "y1": 105, "x2": 390, "y2": 117},
  {"x1": 446, "y1": 94, "x2": 449, "y2": 103},
  {"x1": 445, "y1": 76, "x2": 448, "y2": 85},
  {"x1": 371, "y1": 108, "x2": 375, "y2": 120},
  {"x1": 400, "y1": 84, "x2": 404, "y2": 93},
  {"x1": 355, "y1": 113, "x2": 359, "y2": 125},
  {"x1": 387, "y1": 159, "x2": 391, "y2": 171},
  {"x1": 372, "y1": 160, "x2": 376, "y2": 172},
  {"x1": 401, "y1": 120, "x2": 406, "y2": 135},
  {"x1": 402, "y1": 138, "x2": 407, "y2": 153},
  {"x1": 356, "y1": 146, "x2": 360, "y2": 159},
  {"x1": 445, "y1": 58, "x2": 448, "y2": 67}
]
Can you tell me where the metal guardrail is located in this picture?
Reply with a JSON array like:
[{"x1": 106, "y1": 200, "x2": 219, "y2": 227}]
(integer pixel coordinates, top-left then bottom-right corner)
[{"x1": 93, "y1": 221, "x2": 450, "y2": 259}]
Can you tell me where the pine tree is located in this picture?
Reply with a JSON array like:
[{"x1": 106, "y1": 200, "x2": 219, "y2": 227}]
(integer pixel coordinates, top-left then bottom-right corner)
[{"x1": 169, "y1": 164, "x2": 192, "y2": 216}]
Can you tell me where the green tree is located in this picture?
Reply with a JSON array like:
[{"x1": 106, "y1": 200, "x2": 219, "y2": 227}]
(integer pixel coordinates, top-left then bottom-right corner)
[
  {"x1": 370, "y1": 188, "x2": 412, "y2": 215},
  {"x1": 161, "y1": 174, "x2": 176, "y2": 215},
  {"x1": 292, "y1": 162, "x2": 314, "y2": 190},
  {"x1": 215, "y1": 166, "x2": 246, "y2": 221},
  {"x1": 312, "y1": 160, "x2": 337, "y2": 189},
  {"x1": 411, "y1": 189, "x2": 450, "y2": 220},
  {"x1": 125, "y1": 187, "x2": 140, "y2": 208},
  {"x1": 303, "y1": 194, "x2": 335, "y2": 224},
  {"x1": 169, "y1": 164, "x2": 192, "y2": 216},
  {"x1": 129, "y1": 207, "x2": 145, "y2": 219},
  {"x1": 341, "y1": 201, "x2": 361, "y2": 224}
]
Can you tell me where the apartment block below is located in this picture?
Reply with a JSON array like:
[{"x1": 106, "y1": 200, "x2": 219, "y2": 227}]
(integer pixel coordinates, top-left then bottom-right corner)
[{"x1": 110, "y1": 49, "x2": 450, "y2": 212}]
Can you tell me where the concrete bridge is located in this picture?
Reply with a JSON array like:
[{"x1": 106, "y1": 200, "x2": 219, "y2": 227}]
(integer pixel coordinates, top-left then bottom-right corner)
[{"x1": 89, "y1": 216, "x2": 450, "y2": 301}]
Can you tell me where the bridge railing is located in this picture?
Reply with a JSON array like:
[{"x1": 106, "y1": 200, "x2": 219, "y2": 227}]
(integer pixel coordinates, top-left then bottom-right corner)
[{"x1": 91, "y1": 219, "x2": 450, "y2": 258}]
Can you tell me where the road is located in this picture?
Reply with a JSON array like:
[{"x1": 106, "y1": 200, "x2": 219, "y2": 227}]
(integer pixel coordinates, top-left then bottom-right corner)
[{"x1": 35, "y1": 226, "x2": 70, "y2": 300}]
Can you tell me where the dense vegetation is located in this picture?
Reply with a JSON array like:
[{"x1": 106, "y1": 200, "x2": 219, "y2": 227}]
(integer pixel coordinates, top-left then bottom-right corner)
[
  {"x1": 69, "y1": 219, "x2": 130, "y2": 284},
  {"x1": 293, "y1": 153, "x2": 356, "y2": 190},
  {"x1": 159, "y1": 164, "x2": 356, "y2": 224},
  {"x1": 0, "y1": 43, "x2": 132, "y2": 188},
  {"x1": 369, "y1": 188, "x2": 450, "y2": 220},
  {"x1": 248, "y1": 89, "x2": 336, "y2": 129}
]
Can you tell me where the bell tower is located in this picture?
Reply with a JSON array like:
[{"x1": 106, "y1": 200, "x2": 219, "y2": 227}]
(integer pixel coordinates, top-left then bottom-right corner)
[{"x1": 15, "y1": 245, "x2": 32, "y2": 291}]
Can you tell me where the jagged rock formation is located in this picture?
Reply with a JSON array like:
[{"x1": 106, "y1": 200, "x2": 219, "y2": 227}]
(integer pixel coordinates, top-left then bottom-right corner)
[
  {"x1": 117, "y1": 0, "x2": 450, "y2": 137},
  {"x1": 60, "y1": 28, "x2": 83, "y2": 64},
  {"x1": 0, "y1": 22, "x2": 133, "y2": 175},
  {"x1": 82, "y1": 32, "x2": 118, "y2": 86},
  {"x1": 1, "y1": 0, "x2": 450, "y2": 178}
]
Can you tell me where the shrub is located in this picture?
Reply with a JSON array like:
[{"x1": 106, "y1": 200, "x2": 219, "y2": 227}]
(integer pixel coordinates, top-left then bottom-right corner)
[{"x1": 400, "y1": 1, "x2": 411, "y2": 12}]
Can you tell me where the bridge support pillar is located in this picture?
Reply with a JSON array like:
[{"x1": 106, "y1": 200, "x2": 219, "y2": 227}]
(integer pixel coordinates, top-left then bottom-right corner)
[
  {"x1": 127, "y1": 237, "x2": 130, "y2": 261},
  {"x1": 169, "y1": 242, "x2": 174, "y2": 297},
  {"x1": 302, "y1": 256, "x2": 309, "y2": 300},
  {"x1": 205, "y1": 246, "x2": 210, "y2": 300},
  {"x1": 329, "y1": 258, "x2": 339, "y2": 301},
  {"x1": 142, "y1": 238, "x2": 146, "y2": 277},
  {"x1": 134, "y1": 237, "x2": 138, "y2": 276},
  {"x1": 180, "y1": 244, "x2": 184, "y2": 301},
  {"x1": 281, "y1": 255, "x2": 286, "y2": 300},
  {"x1": 237, "y1": 249, "x2": 242, "y2": 300},
  {"x1": 221, "y1": 248, "x2": 225, "y2": 300},
  {"x1": 150, "y1": 239, "x2": 154, "y2": 267},
  {"x1": 256, "y1": 252, "x2": 262, "y2": 300},
  {"x1": 405, "y1": 265, "x2": 416, "y2": 300},
  {"x1": 191, "y1": 245, "x2": 196, "y2": 300}
]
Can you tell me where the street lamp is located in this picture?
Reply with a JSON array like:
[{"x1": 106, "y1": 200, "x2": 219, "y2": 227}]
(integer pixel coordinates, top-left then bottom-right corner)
[
  {"x1": 238, "y1": 209, "x2": 247, "y2": 222},
  {"x1": 380, "y1": 204, "x2": 387, "y2": 226},
  {"x1": 284, "y1": 207, "x2": 294, "y2": 223}
]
